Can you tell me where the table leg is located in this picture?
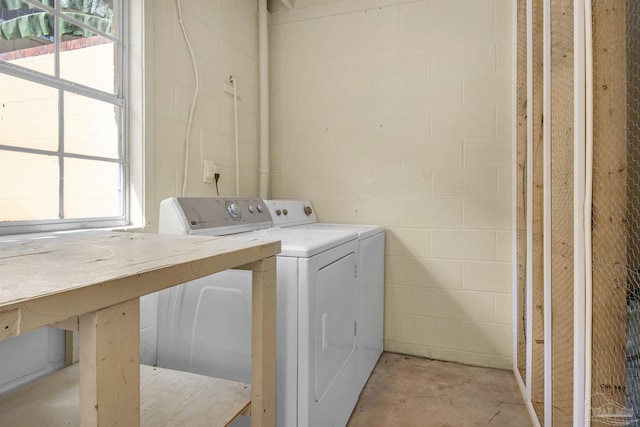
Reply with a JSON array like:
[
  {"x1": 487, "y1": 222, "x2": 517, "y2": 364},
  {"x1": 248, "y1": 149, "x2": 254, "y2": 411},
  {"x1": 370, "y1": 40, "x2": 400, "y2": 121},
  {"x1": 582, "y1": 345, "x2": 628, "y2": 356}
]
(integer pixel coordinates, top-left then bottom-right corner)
[
  {"x1": 240, "y1": 256, "x2": 277, "y2": 427},
  {"x1": 79, "y1": 298, "x2": 140, "y2": 426}
]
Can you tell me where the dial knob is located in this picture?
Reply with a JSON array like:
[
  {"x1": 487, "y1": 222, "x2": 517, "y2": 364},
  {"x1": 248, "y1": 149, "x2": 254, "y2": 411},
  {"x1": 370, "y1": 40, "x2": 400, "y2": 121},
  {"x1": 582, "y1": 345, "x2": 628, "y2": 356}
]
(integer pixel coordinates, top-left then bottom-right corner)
[
  {"x1": 248, "y1": 205, "x2": 255, "y2": 213},
  {"x1": 257, "y1": 205, "x2": 263, "y2": 213},
  {"x1": 282, "y1": 209, "x2": 288, "y2": 215},
  {"x1": 226, "y1": 202, "x2": 241, "y2": 219},
  {"x1": 275, "y1": 209, "x2": 282, "y2": 216},
  {"x1": 304, "y1": 206, "x2": 313, "y2": 216}
]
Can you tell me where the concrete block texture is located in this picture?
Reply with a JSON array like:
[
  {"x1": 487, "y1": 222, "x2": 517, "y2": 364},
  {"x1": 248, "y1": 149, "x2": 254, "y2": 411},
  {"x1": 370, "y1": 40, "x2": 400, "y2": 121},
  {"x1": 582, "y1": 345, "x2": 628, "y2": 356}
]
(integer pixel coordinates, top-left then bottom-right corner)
[{"x1": 271, "y1": 0, "x2": 513, "y2": 369}]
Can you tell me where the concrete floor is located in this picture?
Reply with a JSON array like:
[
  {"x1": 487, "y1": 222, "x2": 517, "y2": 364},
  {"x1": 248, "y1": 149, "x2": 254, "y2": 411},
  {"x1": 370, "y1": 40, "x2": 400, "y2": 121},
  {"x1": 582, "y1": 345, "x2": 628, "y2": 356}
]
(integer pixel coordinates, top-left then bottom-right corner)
[{"x1": 347, "y1": 353, "x2": 532, "y2": 427}]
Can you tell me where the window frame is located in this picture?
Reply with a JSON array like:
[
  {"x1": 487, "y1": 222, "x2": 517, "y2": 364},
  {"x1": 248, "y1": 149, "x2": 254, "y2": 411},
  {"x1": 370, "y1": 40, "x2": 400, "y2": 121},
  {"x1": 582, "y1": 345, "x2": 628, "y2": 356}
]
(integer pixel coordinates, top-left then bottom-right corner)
[{"x1": 0, "y1": 0, "x2": 129, "y2": 235}]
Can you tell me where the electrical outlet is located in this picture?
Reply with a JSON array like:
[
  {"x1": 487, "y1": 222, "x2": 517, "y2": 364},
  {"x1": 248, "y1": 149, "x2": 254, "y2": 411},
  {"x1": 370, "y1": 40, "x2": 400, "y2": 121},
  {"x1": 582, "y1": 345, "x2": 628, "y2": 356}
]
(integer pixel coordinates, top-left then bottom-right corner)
[{"x1": 203, "y1": 160, "x2": 218, "y2": 183}]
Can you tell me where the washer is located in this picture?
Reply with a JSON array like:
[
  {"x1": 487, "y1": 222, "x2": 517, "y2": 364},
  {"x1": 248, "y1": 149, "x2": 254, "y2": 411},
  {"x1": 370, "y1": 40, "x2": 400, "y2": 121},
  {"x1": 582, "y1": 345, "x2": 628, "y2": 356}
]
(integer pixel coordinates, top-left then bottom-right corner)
[
  {"x1": 265, "y1": 199, "x2": 385, "y2": 393},
  {"x1": 154, "y1": 197, "x2": 362, "y2": 427}
]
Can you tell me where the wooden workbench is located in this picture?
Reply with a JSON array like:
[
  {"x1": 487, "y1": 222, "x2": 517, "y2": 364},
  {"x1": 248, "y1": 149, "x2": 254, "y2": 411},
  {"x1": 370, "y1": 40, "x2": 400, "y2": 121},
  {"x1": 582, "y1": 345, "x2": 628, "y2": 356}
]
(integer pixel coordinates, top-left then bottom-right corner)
[{"x1": 0, "y1": 231, "x2": 280, "y2": 427}]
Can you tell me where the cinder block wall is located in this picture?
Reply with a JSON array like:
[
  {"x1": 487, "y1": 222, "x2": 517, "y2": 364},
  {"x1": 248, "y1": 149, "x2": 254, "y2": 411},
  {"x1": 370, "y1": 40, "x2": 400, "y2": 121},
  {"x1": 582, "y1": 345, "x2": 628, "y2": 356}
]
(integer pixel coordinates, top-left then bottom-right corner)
[
  {"x1": 146, "y1": 0, "x2": 261, "y2": 231},
  {"x1": 270, "y1": 0, "x2": 513, "y2": 369}
]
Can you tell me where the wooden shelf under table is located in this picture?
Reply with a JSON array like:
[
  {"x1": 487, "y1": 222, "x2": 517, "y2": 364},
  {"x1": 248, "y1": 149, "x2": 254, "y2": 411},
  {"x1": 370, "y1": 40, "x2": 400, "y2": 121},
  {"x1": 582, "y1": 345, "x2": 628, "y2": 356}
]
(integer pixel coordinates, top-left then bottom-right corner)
[{"x1": 0, "y1": 364, "x2": 251, "y2": 427}]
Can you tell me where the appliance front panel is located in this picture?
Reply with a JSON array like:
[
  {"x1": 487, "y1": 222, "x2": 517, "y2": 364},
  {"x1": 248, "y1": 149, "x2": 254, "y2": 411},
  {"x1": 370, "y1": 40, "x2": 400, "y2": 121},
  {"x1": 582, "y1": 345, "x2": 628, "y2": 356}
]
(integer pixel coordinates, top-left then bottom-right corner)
[
  {"x1": 314, "y1": 252, "x2": 358, "y2": 400},
  {"x1": 156, "y1": 258, "x2": 301, "y2": 427},
  {"x1": 297, "y1": 240, "x2": 359, "y2": 427},
  {"x1": 156, "y1": 270, "x2": 253, "y2": 383}
]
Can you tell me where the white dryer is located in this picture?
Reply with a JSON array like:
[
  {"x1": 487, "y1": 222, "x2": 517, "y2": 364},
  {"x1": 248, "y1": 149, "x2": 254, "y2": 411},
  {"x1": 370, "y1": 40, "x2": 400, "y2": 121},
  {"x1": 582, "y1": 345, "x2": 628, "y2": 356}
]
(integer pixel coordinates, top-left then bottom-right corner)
[
  {"x1": 265, "y1": 200, "x2": 385, "y2": 392},
  {"x1": 155, "y1": 197, "x2": 362, "y2": 427}
]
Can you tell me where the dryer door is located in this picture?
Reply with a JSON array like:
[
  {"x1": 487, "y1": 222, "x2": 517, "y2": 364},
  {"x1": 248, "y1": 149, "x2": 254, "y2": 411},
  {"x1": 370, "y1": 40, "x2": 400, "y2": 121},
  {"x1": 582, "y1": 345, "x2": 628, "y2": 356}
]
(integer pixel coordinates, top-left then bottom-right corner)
[
  {"x1": 314, "y1": 252, "x2": 358, "y2": 399},
  {"x1": 298, "y1": 240, "x2": 359, "y2": 427}
]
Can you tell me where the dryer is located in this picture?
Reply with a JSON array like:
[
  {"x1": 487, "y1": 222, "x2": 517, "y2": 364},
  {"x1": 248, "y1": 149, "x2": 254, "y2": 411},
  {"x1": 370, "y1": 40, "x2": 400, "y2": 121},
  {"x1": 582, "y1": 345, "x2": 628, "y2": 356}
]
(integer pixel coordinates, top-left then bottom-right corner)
[
  {"x1": 154, "y1": 197, "x2": 361, "y2": 427},
  {"x1": 265, "y1": 199, "x2": 385, "y2": 392}
]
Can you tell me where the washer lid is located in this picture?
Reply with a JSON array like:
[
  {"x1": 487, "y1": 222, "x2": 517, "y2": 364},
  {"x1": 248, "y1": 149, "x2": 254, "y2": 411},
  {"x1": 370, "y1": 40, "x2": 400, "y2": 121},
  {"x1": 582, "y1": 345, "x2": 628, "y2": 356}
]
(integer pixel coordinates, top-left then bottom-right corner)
[{"x1": 251, "y1": 228, "x2": 358, "y2": 258}]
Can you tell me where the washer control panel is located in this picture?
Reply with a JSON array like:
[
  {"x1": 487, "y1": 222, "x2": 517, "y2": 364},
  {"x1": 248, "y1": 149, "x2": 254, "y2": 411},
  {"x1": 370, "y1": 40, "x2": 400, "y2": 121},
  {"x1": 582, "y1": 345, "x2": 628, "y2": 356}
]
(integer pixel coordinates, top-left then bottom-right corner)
[{"x1": 159, "y1": 197, "x2": 272, "y2": 235}]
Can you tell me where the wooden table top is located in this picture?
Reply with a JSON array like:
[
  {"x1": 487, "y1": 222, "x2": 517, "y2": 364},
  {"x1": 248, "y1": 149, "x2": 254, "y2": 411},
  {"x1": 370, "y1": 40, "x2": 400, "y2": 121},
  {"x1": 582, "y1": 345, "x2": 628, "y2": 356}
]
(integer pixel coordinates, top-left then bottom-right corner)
[{"x1": 0, "y1": 230, "x2": 280, "y2": 337}]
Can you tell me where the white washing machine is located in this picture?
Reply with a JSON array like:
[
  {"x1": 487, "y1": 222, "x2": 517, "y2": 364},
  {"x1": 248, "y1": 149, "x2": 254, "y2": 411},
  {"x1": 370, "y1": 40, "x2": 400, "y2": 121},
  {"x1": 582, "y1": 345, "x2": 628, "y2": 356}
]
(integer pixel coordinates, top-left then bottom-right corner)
[
  {"x1": 265, "y1": 200, "x2": 385, "y2": 393},
  {"x1": 154, "y1": 197, "x2": 362, "y2": 427}
]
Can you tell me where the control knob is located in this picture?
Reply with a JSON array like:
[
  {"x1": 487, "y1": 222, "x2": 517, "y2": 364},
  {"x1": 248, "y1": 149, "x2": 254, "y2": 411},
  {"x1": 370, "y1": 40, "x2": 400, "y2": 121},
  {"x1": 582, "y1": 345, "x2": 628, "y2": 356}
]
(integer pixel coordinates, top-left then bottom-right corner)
[
  {"x1": 304, "y1": 206, "x2": 313, "y2": 216},
  {"x1": 226, "y1": 201, "x2": 241, "y2": 219}
]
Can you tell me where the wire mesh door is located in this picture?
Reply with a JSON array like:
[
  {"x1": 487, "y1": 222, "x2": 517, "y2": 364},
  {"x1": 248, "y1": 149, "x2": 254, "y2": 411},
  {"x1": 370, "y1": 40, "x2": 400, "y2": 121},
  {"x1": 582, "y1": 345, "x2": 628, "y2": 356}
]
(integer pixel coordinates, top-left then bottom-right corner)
[
  {"x1": 516, "y1": 1, "x2": 640, "y2": 426},
  {"x1": 590, "y1": 1, "x2": 636, "y2": 426}
]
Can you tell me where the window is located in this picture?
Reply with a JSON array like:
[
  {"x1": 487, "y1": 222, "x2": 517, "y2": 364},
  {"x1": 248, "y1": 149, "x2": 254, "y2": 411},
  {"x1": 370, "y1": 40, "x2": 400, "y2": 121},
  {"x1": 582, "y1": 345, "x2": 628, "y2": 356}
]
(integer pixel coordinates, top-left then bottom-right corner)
[{"x1": 0, "y1": 0, "x2": 126, "y2": 234}]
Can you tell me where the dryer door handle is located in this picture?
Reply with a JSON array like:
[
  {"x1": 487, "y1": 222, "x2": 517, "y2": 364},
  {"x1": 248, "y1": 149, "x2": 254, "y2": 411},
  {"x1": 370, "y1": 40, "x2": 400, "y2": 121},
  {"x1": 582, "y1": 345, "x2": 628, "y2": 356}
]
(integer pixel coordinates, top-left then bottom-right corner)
[{"x1": 322, "y1": 312, "x2": 328, "y2": 350}]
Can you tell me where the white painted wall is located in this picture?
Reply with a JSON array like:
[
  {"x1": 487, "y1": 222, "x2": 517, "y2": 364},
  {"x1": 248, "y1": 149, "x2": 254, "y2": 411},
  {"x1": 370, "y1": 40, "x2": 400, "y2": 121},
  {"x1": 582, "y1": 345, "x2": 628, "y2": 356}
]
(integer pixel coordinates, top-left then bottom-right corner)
[
  {"x1": 145, "y1": 0, "x2": 261, "y2": 231},
  {"x1": 270, "y1": 0, "x2": 513, "y2": 369}
]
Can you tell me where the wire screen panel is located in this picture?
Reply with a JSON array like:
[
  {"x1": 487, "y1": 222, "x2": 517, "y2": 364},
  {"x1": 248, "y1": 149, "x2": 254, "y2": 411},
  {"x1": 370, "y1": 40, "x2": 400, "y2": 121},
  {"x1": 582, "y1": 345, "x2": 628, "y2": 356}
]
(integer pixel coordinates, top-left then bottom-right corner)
[
  {"x1": 590, "y1": 1, "x2": 631, "y2": 425},
  {"x1": 627, "y1": 3, "x2": 640, "y2": 422},
  {"x1": 516, "y1": 0, "x2": 528, "y2": 385},
  {"x1": 549, "y1": 1, "x2": 575, "y2": 425}
]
